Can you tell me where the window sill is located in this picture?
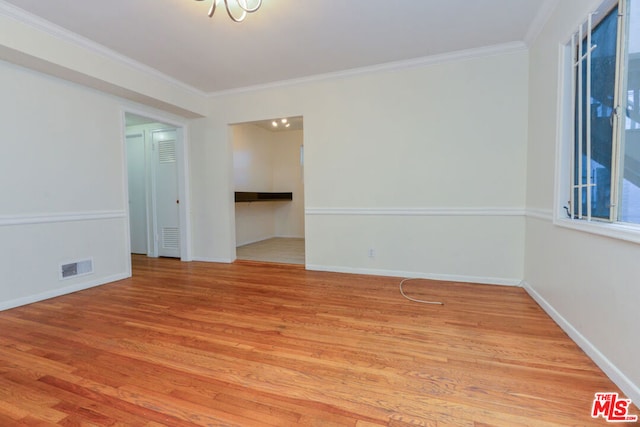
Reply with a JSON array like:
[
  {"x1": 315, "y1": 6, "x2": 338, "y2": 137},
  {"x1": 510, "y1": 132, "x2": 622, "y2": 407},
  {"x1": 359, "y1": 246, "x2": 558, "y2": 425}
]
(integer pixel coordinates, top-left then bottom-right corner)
[{"x1": 554, "y1": 217, "x2": 640, "y2": 245}]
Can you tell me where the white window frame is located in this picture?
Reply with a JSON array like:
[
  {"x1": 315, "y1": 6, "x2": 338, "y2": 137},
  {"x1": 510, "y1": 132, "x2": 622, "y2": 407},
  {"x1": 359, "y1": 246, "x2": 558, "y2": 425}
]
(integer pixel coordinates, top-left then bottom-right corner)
[{"x1": 554, "y1": 0, "x2": 640, "y2": 244}]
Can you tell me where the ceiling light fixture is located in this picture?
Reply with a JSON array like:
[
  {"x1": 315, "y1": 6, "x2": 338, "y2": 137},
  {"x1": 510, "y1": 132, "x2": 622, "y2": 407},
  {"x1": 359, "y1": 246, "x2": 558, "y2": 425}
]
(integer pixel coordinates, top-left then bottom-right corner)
[
  {"x1": 195, "y1": 0, "x2": 262, "y2": 23},
  {"x1": 271, "y1": 118, "x2": 291, "y2": 129}
]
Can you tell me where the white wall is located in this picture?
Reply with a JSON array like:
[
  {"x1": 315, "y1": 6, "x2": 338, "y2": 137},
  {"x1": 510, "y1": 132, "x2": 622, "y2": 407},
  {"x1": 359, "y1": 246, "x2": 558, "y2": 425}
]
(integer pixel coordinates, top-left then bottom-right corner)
[
  {"x1": 233, "y1": 124, "x2": 304, "y2": 246},
  {"x1": 525, "y1": 0, "x2": 640, "y2": 402},
  {"x1": 233, "y1": 124, "x2": 276, "y2": 245},
  {"x1": 273, "y1": 130, "x2": 305, "y2": 238},
  {"x1": 188, "y1": 116, "x2": 236, "y2": 263},
  {"x1": 0, "y1": 7, "x2": 206, "y2": 118},
  {"x1": 0, "y1": 58, "x2": 192, "y2": 309},
  {"x1": 0, "y1": 60, "x2": 130, "y2": 309},
  {"x1": 195, "y1": 48, "x2": 529, "y2": 284}
]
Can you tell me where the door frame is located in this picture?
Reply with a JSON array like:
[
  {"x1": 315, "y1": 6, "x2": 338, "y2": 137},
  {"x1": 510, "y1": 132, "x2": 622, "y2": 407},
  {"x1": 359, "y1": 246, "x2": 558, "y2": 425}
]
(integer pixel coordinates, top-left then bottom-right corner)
[
  {"x1": 121, "y1": 108, "x2": 192, "y2": 263},
  {"x1": 230, "y1": 117, "x2": 306, "y2": 263},
  {"x1": 125, "y1": 131, "x2": 149, "y2": 255}
]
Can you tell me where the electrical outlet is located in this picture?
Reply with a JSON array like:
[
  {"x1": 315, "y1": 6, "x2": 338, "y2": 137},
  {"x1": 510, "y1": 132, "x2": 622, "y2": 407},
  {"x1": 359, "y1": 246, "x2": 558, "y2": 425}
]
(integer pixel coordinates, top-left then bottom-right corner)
[{"x1": 368, "y1": 248, "x2": 376, "y2": 258}]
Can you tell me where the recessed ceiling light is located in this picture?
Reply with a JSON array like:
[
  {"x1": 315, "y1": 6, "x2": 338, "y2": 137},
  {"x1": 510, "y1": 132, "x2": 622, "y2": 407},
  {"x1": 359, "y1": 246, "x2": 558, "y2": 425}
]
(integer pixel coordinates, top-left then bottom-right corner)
[
  {"x1": 272, "y1": 121, "x2": 278, "y2": 127},
  {"x1": 281, "y1": 118, "x2": 288, "y2": 124}
]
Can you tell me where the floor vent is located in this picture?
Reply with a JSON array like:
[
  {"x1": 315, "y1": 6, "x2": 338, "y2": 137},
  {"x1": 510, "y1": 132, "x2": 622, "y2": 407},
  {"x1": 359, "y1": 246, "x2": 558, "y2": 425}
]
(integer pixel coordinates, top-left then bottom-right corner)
[{"x1": 60, "y1": 259, "x2": 94, "y2": 280}]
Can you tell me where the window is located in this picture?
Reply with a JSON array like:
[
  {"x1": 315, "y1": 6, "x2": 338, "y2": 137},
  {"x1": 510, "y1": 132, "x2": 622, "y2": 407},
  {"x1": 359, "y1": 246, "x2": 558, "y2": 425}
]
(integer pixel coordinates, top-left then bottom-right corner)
[{"x1": 566, "y1": 0, "x2": 640, "y2": 225}]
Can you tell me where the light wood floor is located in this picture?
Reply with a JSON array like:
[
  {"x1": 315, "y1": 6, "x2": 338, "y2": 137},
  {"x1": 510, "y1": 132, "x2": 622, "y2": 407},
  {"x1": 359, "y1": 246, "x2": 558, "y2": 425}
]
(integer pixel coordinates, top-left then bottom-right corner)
[
  {"x1": 236, "y1": 237, "x2": 305, "y2": 265},
  {"x1": 0, "y1": 256, "x2": 634, "y2": 426}
]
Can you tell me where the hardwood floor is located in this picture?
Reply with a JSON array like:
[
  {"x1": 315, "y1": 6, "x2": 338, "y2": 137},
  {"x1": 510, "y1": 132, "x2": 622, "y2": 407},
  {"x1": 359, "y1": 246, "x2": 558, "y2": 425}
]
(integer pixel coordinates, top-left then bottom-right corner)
[
  {"x1": 0, "y1": 256, "x2": 635, "y2": 426},
  {"x1": 236, "y1": 238, "x2": 305, "y2": 265}
]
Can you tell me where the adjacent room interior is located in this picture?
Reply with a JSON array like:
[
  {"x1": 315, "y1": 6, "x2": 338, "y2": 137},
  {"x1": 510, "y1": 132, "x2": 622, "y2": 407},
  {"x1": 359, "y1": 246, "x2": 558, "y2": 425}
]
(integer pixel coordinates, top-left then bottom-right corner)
[
  {"x1": 232, "y1": 116, "x2": 305, "y2": 264},
  {"x1": 125, "y1": 113, "x2": 183, "y2": 259}
]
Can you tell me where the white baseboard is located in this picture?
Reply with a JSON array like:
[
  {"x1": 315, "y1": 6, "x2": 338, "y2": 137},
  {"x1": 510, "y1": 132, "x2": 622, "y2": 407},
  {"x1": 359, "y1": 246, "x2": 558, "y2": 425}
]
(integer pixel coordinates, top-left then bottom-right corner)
[
  {"x1": 305, "y1": 264, "x2": 522, "y2": 287},
  {"x1": 191, "y1": 257, "x2": 233, "y2": 263},
  {"x1": 0, "y1": 272, "x2": 130, "y2": 311},
  {"x1": 236, "y1": 236, "x2": 274, "y2": 247},
  {"x1": 236, "y1": 235, "x2": 304, "y2": 248},
  {"x1": 522, "y1": 281, "x2": 640, "y2": 404}
]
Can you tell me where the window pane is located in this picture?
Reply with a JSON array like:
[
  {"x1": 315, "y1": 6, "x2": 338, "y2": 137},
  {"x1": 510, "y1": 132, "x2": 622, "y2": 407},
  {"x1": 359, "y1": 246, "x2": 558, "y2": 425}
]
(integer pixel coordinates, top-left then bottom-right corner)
[
  {"x1": 620, "y1": 0, "x2": 640, "y2": 223},
  {"x1": 574, "y1": 7, "x2": 618, "y2": 219}
]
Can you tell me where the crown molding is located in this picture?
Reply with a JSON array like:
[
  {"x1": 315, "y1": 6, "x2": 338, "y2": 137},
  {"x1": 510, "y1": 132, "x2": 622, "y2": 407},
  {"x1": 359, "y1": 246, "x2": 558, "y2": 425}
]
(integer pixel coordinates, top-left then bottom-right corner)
[
  {"x1": 524, "y1": 0, "x2": 560, "y2": 46},
  {"x1": 1, "y1": 0, "x2": 533, "y2": 100},
  {"x1": 0, "y1": 0, "x2": 207, "y2": 98},
  {"x1": 209, "y1": 41, "x2": 528, "y2": 98}
]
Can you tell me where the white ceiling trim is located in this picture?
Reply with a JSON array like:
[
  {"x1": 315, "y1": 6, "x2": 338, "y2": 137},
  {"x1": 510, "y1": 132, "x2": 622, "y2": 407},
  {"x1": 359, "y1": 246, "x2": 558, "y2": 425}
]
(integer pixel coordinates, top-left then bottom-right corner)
[
  {"x1": 524, "y1": 0, "x2": 561, "y2": 46},
  {"x1": 0, "y1": 0, "x2": 206, "y2": 97},
  {"x1": 209, "y1": 41, "x2": 528, "y2": 98},
  {"x1": 1, "y1": 0, "x2": 536, "y2": 101}
]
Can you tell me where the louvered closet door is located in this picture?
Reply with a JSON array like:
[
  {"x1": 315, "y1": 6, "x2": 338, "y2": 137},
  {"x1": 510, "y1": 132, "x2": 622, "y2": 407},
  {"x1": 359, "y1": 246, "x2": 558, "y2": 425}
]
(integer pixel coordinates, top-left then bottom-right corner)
[{"x1": 152, "y1": 129, "x2": 180, "y2": 258}]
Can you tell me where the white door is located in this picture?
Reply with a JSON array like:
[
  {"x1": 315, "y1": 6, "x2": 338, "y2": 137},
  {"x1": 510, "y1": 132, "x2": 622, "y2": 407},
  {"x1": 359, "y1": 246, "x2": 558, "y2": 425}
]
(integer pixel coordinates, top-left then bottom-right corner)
[
  {"x1": 152, "y1": 129, "x2": 180, "y2": 258},
  {"x1": 127, "y1": 132, "x2": 148, "y2": 254}
]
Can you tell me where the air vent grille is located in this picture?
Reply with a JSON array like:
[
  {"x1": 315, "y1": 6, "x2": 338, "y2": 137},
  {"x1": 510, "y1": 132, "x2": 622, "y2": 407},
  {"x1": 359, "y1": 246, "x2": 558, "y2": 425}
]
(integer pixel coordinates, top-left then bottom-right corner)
[
  {"x1": 162, "y1": 227, "x2": 179, "y2": 249},
  {"x1": 158, "y1": 140, "x2": 176, "y2": 163},
  {"x1": 60, "y1": 259, "x2": 94, "y2": 280}
]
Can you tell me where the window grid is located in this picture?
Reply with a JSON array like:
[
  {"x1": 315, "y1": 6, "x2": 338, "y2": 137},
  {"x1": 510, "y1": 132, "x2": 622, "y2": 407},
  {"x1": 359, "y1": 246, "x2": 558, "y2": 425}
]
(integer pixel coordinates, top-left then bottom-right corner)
[{"x1": 569, "y1": 2, "x2": 626, "y2": 223}]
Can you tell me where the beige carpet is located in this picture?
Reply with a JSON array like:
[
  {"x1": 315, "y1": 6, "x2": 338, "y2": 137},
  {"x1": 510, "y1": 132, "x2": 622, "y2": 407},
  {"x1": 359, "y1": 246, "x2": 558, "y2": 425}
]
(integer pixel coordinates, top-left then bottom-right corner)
[{"x1": 236, "y1": 237, "x2": 305, "y2": 265}]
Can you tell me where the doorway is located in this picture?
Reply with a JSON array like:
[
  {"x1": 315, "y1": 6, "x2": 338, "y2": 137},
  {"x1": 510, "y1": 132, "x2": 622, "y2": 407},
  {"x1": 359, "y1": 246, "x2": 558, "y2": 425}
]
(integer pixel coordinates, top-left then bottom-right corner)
[
  {"x1": 232, "y1": 116, "x2": 305, "y2": 264},
  {"x1": 125, "y1": 112, "x2": 184, "y2": 259}
]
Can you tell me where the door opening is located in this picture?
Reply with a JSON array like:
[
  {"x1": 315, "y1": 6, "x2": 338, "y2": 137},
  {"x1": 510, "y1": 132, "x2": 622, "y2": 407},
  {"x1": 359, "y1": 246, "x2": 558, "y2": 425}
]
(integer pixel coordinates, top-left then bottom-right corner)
[
  {"x1": 231, "y1": 116, "x2": 305, "y2": 265},
  {"x1": 125, "y1": 113, "x2": 183, "y2": 259}
]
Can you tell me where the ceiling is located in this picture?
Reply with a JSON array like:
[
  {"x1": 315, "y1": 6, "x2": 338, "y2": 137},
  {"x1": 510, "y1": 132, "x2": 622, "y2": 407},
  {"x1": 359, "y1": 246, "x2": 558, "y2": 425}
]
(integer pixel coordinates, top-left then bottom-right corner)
[
  {"x1": 246, "y1": 116, "x2": 304, "y2": 132},
  {"x1": 126, "y1": 112, "x2": 303, "y2": 132},
  {"x1": 1, "y1": 0, "x2": 556, "y2": 94}
]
